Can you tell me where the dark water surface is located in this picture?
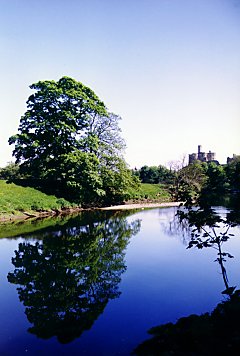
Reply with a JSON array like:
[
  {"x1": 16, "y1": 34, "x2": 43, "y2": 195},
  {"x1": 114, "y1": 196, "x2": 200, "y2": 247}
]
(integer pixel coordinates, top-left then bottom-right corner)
[{"x1": 0, "y1": 207, "x2": 239, "y2": 355}]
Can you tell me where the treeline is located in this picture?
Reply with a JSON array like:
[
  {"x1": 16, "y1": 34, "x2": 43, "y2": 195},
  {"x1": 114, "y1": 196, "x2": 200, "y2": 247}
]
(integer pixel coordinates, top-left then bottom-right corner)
[
  {"x1": 132, "y1": 157, "x2": 240, "y2": 202},
  {"x1": 133, "y1": 165, "x2": 175, "y2": 184},
  {"x1": 170, "y1": 158, "x2": 240, "y2": 202},
  {"x1": 2, "y1": 156, "x2": 239, "y2": 205}
]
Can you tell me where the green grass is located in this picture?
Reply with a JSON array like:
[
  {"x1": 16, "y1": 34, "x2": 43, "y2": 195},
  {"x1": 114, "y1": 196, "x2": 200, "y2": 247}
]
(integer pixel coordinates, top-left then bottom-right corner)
[
  {"x1": 129, "y1": 183, "x2": 171, "y2": 202},
  {"x1": 0, "y1": 180, "x2": 172, "y2": 220},
  {"x1": 0, "y1": 180, "x2": 74, "y2": 216}
]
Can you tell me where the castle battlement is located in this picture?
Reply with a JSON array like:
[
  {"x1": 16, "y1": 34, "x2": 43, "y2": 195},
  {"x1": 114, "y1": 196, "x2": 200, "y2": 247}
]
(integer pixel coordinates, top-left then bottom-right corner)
[{"x1": 189, "y1": 145, "x2": 217, "y2": 164}]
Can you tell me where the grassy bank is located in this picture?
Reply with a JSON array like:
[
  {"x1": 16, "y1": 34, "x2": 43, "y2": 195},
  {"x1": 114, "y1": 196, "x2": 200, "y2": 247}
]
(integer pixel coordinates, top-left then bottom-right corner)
[
  {"x1": 129, "y1": 183, "x2": 171, "y2": 202},
  {"x1": 0, "y1": 180, "x2": 75, "y2": 219},
  {"x1": 0, "y1": 180, "x2": 172, "y2": 222}
]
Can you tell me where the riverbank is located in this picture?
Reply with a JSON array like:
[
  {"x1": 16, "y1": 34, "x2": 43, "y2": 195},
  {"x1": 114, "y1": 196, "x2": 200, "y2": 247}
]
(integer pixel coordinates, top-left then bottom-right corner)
[
  {"x1": 100, "y1": 202, "x2": 182, "y2": 210},
  {"x1": 0, "y1": 207, "x2": 84, "y2": 222},
  {"x1": 0, "y1": 179, "x2": 180, "y2": 222},
  {"x1": 0, "y1": 202, "x2": 183, "y2": 223},
  {"x1": 0, "y1": 180, "x2": 77, "y2": 222},
  {"x1": 0, "y1": 180, "x2": 176, "y2": 222}
]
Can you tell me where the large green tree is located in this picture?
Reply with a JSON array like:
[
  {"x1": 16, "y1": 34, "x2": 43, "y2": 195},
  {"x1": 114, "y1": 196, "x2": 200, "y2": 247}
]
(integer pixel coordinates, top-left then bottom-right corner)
[
  {"x1": 9, "y1": 77, "x2": 138, "y2": 205},
  {"x1": 9, "y1": 77, "x2": 108, "y2": 178},
  {"x1": 9, "y1": 77, "x2": 126, "y2": 178}
]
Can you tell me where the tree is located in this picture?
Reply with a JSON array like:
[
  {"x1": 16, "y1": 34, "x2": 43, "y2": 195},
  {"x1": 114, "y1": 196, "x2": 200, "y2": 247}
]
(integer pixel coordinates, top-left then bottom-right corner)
[
  {"x1": 0, "y1": 162, "x2": 23, "y2": 180},
  {"x1": 9, "y1": 76, "x2": 113, "y2": 179},
  {"x1": 100, "y1": 157, "x2": 140, "y2": 205},
  {"x1": 170, "y1": 161, "x2": 207, "y2": 203},
  {"x1": 204, "y1": 162, "x2": 227, "y2": 192},
  {"x1": 137, "y1": 165, "x2": 174, "y2": 184},
  {"x1": 158, "y1": 165, "x2": 175, "y2": 184},
  {"x1": 225, "y1": 155, "x2": 240, "y2": 191},
  {"x1": 9, "y1": 77, "x2": 138, "y2": 205},
  {"x1": 81, "y1": 112, "x2": 126, "y2": 160},
  {"x1": 139, "y1": 166, "x2": 159, "y2": 184},
  {"x1": 59, "y1": 150, "x2": 105, "y2": 205}
]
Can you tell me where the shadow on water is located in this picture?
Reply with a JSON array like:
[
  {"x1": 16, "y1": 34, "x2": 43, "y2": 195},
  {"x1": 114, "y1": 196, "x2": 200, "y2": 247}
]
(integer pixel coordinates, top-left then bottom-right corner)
[
  {"x1": 134, "y1": 196, "x2": 240, "y2": 355},
  {"x1": 7, "y1": 210, "x2": 141, "y2": 344}
]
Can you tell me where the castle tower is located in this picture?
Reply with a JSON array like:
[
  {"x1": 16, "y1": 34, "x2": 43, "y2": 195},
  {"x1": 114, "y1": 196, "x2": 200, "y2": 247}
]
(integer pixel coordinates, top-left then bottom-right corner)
[
  {"x1": 189, "y1": 153, "x2": 197, "y2": 164},
  {"x1": 207, "y1": 151, "x2": 215, "y2": 162}
]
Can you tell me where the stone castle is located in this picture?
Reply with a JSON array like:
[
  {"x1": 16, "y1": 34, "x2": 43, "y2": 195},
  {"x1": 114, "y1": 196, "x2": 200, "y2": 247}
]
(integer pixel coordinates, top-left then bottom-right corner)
[{"x1": 189, "y1": 145, "x2": 218, "y2": 165}]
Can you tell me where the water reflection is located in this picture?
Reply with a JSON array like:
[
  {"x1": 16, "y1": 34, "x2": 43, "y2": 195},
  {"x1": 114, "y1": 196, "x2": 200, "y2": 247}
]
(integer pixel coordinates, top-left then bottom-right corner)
[
  {"x1": 177, "y1": 204, "x2": 240, "y2": 296},
  {"x1": 161, "y1": 204, "x2": 239, "y2": 295},
  {"x1": 134, "y1": 203, "x2": 240, "y2": 355},
  {"x1": 7, "y1": 211, "x2": 140, "y2": 344},
  {"x1": 134, "y1": 290, "x2": 240, "y2": 355},
  {"x1": 158, "y1": 207, "x2": 192, "y2": 245}
]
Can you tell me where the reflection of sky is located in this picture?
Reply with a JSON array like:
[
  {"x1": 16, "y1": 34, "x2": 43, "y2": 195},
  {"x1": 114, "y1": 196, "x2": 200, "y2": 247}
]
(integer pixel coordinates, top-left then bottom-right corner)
[
  {"x1": 0, "y1": 207, "x2": 240, "y2": 355},
  {"x1": 113, "y1": 207, "x2": 240, "y2": 353},
  {"x1": 0, "y1": 238, "x2": 30, "y2": 349}
]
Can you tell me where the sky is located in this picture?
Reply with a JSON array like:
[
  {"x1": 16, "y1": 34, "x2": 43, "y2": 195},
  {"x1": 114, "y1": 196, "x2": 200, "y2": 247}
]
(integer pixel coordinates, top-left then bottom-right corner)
[{"x1": 0, "y1": 0, "x2": 239, "y2": 168}]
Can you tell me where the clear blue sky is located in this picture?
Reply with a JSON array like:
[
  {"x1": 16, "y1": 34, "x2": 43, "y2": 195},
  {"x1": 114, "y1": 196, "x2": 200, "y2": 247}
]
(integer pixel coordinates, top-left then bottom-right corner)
[{"x1": 0, "y1": 0, "x2": 239, "y2": 168}]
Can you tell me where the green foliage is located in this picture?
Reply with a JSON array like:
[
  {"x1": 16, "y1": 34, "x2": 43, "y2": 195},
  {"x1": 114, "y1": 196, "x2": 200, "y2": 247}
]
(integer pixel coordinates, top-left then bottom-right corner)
[
  {"x1": 58, "y1": 152, "x2": 139, "y2": 206},
  {"x1": 204, "y1": 162, "x2": 227, "y2": 192},
  {"x1": 225, "y1": 155, "x2": 240, "y2": 191},
  {"x1": 135, "y1": 165, "x2": 174, "y2": 184},
  {"x1": 171, "y1": 161, "x2": 207, "y2": 203},
  {"x1": 100, "y1": 158, "x2": 141, "y2": 205},
  {"x1": 0, "y1": 180, "x2": 73, "y2": 215},
  {"x1": 59, "y1": 150, "x2": 105, "y2": 206},
  {"x1": 9, "y1": 76, "x2": 108, "y2": 179},
  {"x1": 9, "y1": 76, "x2": 136, "y2": 207},
  {"x1": 0, "y1": 162, "x2": 23, "y2": 180},
  {"x1": 170, "y1": 158, "x2": 238, "y2": 203}
]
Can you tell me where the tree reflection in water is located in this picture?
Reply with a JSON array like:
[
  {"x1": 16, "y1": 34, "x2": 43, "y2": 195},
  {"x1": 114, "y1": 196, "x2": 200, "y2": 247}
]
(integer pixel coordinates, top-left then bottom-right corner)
[
  {"x1": 134, "y1": 199, "x2": 240, "y2": 355},
  {"x1": 160, "y1": 202, "x2": 240, "y2": 295},
  {"x1": 8, "y1": 211, "x2": 141, "y2": 344},
  {"x1": 158, "y1": 207, "x2": 192, "y2": 245}
]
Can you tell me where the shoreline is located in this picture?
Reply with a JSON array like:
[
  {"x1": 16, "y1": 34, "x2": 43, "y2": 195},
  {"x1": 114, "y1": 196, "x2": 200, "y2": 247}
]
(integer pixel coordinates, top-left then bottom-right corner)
[
  {"x1": 100, "y1": 201, "x2": 182, "y2": 210},
  {"x1": 0, "y1": 207, "x2": 83, "y2": 223},
  {"x1": 0, "y1": 201, "x2": 182, "y2": 223}
]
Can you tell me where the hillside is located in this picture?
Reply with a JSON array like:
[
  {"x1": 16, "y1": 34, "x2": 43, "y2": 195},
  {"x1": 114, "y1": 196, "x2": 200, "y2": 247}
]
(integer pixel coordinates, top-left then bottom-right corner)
[
  {"x1": 129, "y1": 183, "x2": 171, "y2": 202},
  {"x1": 0, "y1": 180, "x2": 75, "y2": 220}
]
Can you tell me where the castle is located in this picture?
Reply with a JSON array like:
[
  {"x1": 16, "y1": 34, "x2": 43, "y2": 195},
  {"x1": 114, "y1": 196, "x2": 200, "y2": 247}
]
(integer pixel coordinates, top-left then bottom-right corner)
[{"x1": 189, "y1": 145, "x2": 218, "y2": 165}]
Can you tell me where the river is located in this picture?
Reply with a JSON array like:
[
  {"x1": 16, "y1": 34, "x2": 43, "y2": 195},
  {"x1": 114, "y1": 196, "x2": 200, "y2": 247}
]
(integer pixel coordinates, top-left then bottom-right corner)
[{"x1": 0, "y1": 206, "x2": 239, "y2": 355}]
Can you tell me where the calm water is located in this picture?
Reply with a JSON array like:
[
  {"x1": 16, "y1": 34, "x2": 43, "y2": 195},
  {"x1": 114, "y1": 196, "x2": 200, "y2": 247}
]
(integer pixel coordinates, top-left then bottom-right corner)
[{"x1": 0, "y1": 207, "x2": 240, "y2": 355}]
